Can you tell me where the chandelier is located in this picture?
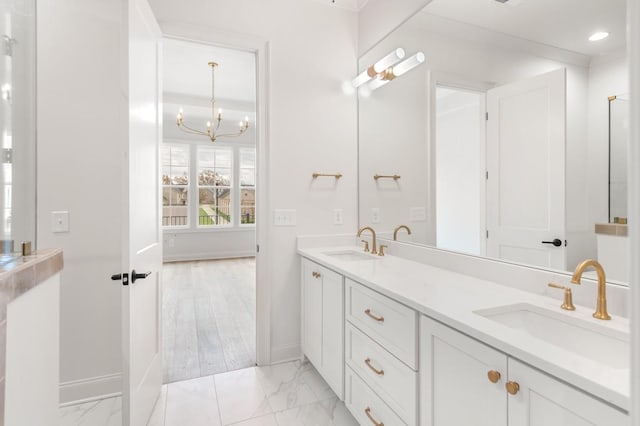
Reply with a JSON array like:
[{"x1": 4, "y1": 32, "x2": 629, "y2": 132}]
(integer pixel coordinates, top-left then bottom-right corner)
[{"x1": 176, "y1": 62, "x2": 250, "y2": 143}]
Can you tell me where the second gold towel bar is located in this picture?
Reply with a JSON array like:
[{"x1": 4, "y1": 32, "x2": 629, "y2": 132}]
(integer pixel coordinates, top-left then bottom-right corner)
[{"x1": 312, "y1": 172, "x2": 342, "y2": 179}]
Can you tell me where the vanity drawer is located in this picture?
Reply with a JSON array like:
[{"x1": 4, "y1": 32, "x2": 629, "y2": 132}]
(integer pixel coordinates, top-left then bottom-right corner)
[
  {"x1": 345, "y1": 366, "x2": 408, "y2": 426},
  {"x1": 346, "y1": 322, "x2": 418, "y2": 425},
  {"x1": 346, "y1": 279, "x2": 418, "y2": 368}
]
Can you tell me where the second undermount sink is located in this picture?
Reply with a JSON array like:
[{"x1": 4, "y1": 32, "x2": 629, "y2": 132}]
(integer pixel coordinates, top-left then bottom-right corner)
[
  {"x1": 474, "y1": 303, "x2": 629, "y2": 370},
  {"x1": 322, "y1": 250, "x2": 377, "y2": 261}
]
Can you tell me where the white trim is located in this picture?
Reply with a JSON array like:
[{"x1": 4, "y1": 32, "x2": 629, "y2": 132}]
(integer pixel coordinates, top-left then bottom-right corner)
[
  {"x1": 158, "y1": 22, "x2": 272, "y2": 367},
  {"x1": 628, "y1": 0, "x2": 639, "y2": 423},
  {"x1": 59, "y1": 373, "x2": 122, "y2": 405},
  {"x1": 163, "y1": 251, "x2": 256, "y2": 263},
  {"x1": 270, "y1": 343, "x2": 302, "y2": 363}
]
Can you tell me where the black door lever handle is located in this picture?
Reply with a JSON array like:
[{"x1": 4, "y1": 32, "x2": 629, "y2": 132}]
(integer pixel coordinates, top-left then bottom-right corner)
[
  {"x1": 541, "y1": 238, "x2": 562, "y2": 247},
  {"x1": 131, "y1": 270, "x2": 152, "y2": 284}
]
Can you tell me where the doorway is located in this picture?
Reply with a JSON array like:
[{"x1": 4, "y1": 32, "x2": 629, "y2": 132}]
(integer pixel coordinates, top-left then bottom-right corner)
[
  {"x1": 161, "y1": 38, "x2": 258, "y2": 383},
  {"x1": 435, "y1": 85, "x2": 486, "y2": 256}
]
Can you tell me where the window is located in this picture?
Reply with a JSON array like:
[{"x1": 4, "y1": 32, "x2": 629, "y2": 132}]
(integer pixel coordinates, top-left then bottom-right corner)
[
  {"x1": 162, "y1": 144, "x2": 189, "y2": 227},
  {"x1": 239, "y1": 148, "x2": 256, "y2": 225},
  {"x1": 162, "y1": 143, "x2": 256, "y2": 230},
  {"x1": 198, "y1": 146, "x2": 232, "y2": 227}
]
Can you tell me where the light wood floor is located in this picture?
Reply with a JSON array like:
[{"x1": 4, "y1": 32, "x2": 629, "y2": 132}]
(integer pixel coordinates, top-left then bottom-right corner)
[{"x1": 162, "y1": 258, "x2": 256, "y2": 384}]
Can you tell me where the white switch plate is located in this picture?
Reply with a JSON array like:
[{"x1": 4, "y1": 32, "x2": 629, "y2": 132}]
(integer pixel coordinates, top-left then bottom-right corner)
[
  {"x1": 410, "y1": 207, "x2": 426, "y2": 222},
  {"x1": 333, "y1": 209, "x2": 344, "y2": 225},
  {"x1": 52, "y1": 211, "x2": 70, "y2": 233},
  {"x1": 371, "y1": 208, "x2": 380, "y2": 224},
  {"x1": 274, "y1": 209, "x2": 297, "y2": 226}
]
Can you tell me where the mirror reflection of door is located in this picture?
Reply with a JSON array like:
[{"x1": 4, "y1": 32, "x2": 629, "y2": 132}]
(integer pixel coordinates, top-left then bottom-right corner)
[
  {"x1": 486, "y1": 68, "x2": 566, "y2": 270},
  {"x1": 435, "y1": 85, "x2": 486, "y2": 256}
]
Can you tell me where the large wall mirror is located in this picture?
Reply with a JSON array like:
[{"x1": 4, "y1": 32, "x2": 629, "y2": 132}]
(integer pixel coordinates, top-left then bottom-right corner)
[{"x1": 358, "y1": 0, "x2": 629, "y2": 283}]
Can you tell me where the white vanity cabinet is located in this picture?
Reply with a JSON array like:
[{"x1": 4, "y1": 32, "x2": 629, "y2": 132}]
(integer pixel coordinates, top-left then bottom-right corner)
[
  {"x1": 301, "y1": 257, "x2": 344, "y2": 399},
  {"x1": 420, "y1": 316, "x2": 628, "y2": 426},
  {"x1": 345, "y1": 279, "x2": 419, "y2": 426}
]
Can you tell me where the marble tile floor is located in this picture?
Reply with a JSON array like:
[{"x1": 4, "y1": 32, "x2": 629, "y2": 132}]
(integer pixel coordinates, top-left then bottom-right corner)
[{"x1": 60, "y1": 359, "x2": 359, "y2": 426}]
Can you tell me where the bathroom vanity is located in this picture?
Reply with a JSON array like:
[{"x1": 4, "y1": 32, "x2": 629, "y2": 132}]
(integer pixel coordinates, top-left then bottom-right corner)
[
  {"x1": 299, "y1": 240, "x2": 629, "y2": 426},
  {"x1": 0, "y1": 249, "x2": 63, "y2": 426}
]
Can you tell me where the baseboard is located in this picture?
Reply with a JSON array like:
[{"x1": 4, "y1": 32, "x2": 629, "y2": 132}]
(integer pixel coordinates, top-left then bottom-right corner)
[
  {"x1": 59, "y1": 372, "x2": 122, "y2": 406},
  {"x1": 163, "y1": 251, "x2": 256, "y2": 263},
  {"x1": 270, "y1": 343, "x2": 301, "y2": 364}
]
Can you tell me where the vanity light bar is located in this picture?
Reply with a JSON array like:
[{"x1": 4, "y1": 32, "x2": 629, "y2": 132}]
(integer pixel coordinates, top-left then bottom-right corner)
[
  {"x1": 352, "y1": 48, "x2": 405, "y2": 88},
  {"x1": 368, "y1": 52, "x2": 426, "y2": 91}
]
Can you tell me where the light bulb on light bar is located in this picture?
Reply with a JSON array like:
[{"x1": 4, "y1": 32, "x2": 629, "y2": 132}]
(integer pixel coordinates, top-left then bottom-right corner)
[
  {"x1": 351, "y1": 48, "x2": 405, "y2": 88},
  {"x1": 392, "y1": 52, "x2": 425, "y2": 77}
]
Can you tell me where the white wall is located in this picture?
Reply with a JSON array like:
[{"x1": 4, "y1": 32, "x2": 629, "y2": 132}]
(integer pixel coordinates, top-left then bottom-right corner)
[
  {"x1": 149, "y1": 0, "x2": 360, "y2": 362},
  {"x1": 37, "y1": 0, "x2": 125, "y2": 402},
  {"x1": 358, "y1": 0, "x2": 431, "y2": 56}
]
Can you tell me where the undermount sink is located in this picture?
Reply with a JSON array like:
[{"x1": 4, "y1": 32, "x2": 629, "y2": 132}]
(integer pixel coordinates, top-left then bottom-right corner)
[
  {"x1": 474, "y1": 303, "x2": 629, "y2": 370},
  {"x1": 322, "y1": 250, "x2": 377, "y2": 261}
]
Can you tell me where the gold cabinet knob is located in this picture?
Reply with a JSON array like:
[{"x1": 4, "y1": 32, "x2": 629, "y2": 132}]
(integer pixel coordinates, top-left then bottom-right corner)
[
  {"x1": 487, "y1": 370, "x2": 501, "y2": 383},
  {"x1": 312, "y1": 271, "x2": 321, "y2": 279},
  {"x1": 364, "y1": 308, "x2": 384, "y2": 323},
  {"x1": 506, "y1": 381, "x2": 520, "y2": 395}
]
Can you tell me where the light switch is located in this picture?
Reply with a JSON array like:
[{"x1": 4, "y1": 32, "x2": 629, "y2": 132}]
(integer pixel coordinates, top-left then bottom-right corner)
[
  {"x1": 333, "y1": 209, "x2": 344, "y2": 225},
  {"x1": 371, "y1": 208, "x2": 381, "y2": 224},
  {"x1": 52, "y1": 211, "x2": 70, "y2": 233},
  {"x1": 410, "y1": 207, "x2": 426, "y2": 221}
]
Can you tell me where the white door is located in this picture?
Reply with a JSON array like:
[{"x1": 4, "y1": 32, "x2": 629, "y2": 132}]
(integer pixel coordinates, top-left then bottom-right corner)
[
  {"x1": 122, "y1": 0, "x2": 163, "y2": 425},
  {"x1": 486, "y1": 68, "x2": 566, "y2": 270},
  {"x1": 508, "y1": 359, "x2": 628, "y2": 425}
]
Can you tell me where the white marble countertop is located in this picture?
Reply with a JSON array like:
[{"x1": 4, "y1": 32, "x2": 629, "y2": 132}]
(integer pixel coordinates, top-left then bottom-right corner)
[{"x1": 298, "y1": 245, "x2": 630, "y2": 412}]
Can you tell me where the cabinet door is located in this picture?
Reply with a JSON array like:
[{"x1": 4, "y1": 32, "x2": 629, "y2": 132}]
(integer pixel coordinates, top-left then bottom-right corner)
[
  {"x1": 302, "y1": 258, "x2": 323, "y2": 367},
  {"x1": 508, "y1": 359, "x2": 629, "y2": 426},
  {"x1": 420, "y1": 316, "x2": 508, "y2": 426},
  {"x1": 321, "y1": 267, "x2": 344, "y2": 399}
]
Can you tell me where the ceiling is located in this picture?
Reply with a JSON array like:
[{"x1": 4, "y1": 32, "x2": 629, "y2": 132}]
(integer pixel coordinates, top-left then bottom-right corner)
[
  {"x1": 423, "y1": 0, "x2": 626, "y2": 58},
  {"x1": 163, "y1": 38, "x2": 256, "y2": 104}
]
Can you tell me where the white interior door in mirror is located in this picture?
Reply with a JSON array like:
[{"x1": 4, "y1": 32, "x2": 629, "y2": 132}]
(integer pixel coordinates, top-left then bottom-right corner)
[{"x1": 486, "y1": 68, "x2": 566, "y2": 270}]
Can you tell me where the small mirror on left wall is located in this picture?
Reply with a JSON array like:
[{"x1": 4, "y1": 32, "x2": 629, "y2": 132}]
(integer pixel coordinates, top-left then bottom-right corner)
[{"x1": 0, "y1": 0, "x2": 37, "y2": 254}]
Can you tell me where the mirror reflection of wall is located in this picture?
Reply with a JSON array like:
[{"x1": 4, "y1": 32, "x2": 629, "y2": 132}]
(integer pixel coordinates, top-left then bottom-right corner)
[
  {"x1": 0, "y1": 0, "x2": 37, "y2": 252},
  {"x1": 358, "y1": 0, "x2": 629, "y2": 283},
  {"x1": 609, "y1": 95, "x2": 629, "y2": 223}
]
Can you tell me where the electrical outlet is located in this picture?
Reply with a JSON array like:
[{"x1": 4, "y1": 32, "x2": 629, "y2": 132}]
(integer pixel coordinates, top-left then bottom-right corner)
[
  {"x1": 371, "y1": 208, "x2": 380, "y2": 224},
  {"x1": 333, "y1": 209, "x2": 344, "y2": 225},
  {"x1": 52, "y1": 211, "x2": 70, "y2": 233},
  {"x1": 274, "y1": 209, "x2": 297, "y2": 226}
]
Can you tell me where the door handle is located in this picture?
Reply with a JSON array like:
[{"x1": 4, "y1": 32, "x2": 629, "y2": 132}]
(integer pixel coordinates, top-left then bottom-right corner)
[
  {"x1": 541, "y1": 238, "x2": 562, "y2": 247},
  {"x1": 111, "y1": 273, "x2": 129, "y2": 285},
  {"x1": 131, "y1": 270, "x2": 151, "y2": 284}
]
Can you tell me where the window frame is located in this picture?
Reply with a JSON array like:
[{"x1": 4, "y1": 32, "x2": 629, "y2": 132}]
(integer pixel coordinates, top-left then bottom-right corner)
[
  {"x1": 161, "y1": 138, "x2": 256, "y2": 232},
  {"x1": 161, "y1": 142, "x2": 191, "y2": 229}
]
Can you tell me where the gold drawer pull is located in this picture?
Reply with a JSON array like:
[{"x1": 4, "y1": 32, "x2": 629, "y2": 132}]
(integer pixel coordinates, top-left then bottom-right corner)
[
  {"x1": 487, "y1": 370, "x2": 501, "y2": 383},
  {"x1": 364, "y1": 407, "x2": 384, "y2": 426},
  {"x1": 506, "y1": 381, "x2": 520, "y2": 395},
  {"x1": 312, "y1": 271, "x2": 321, "y2": 279},
  {"x1": 364, "y1": 309, "x2": 384, "y2": 323},
  {"x1": 364, "y1": 358, "x2": 385, "y2": 375}
]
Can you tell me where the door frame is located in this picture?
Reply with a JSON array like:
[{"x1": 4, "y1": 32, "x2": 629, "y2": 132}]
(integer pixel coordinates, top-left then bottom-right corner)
[
  {"x1": 159, "y1": 23, "x2": 272, "y2": 366},
  {"x1": 427, "y1": 71, "x2": 494, "y2": 254}
]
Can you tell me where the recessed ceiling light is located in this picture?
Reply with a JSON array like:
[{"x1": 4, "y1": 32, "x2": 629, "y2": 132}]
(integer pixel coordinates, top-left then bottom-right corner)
[{"x1": 589, "y1": 32, "x2": 610, "y2": 42}]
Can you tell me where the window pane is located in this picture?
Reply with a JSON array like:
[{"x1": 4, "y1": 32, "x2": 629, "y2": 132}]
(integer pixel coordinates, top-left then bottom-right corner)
[
  {"x1": 240, "y1": 149, "x2": 255, "y2": 168},
  {"x1": 240, "y1": 188, "x2": 255, "y2": 224},
  {"x1": 240, "y1": 169, "x2": 254, "y2": 187},
  {"x1": 169, "y1": 166, "x2": 189, "y2": 185},
  {"x1": 168, "y1": 145, "x2": 189, "y2": 166},
  {"x1": 199, "y1": 168, "x2": 231, "y2": 186},
  {"x1": 162, "y1": 187, "x2": 188, "y2": 227},
  {"x1": 199, "y1": 187, "x2": 231, "y2": 226}
]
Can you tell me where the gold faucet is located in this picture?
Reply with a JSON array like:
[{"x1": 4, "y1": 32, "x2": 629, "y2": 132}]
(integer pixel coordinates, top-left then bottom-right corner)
[
  {"x1": 571, "y1": 259, "x2": 611, "y2": 320},
  {"x1": 357, "y1": 226, "x2": 377, "y2": 255},
  {"x1": 393, "y1": 224, "x2": 412, "y2": 241}
]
